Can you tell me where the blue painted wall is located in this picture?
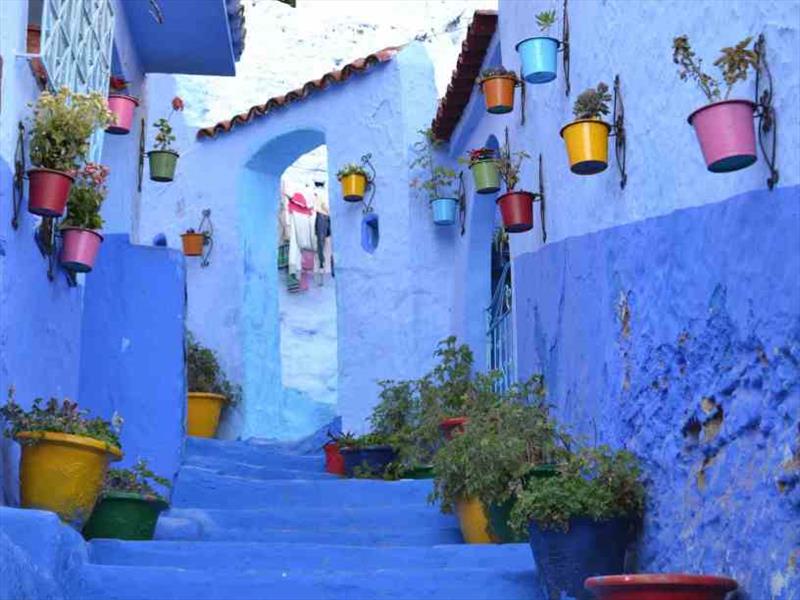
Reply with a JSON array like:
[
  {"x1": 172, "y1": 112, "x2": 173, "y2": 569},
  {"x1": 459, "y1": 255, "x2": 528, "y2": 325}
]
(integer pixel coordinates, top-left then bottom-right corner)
[{"x1": 78, "y1": 235, "x2": 187, "y2": 488}]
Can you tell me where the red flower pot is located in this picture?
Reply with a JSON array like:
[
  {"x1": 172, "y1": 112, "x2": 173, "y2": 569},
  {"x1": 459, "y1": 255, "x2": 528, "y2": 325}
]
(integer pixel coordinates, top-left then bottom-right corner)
[
  {"x1": 27, "y1": 168, "x2": 74, "y2": 217},
  {"x1": 497, "y1": 191, "x2": 534, "y2": 233},
  {"x1": 439, "y1": 417, "x2": 469, "y2": 441},
  {"x1": 106, "y1": 94, "x2": 140, "y2": 135},
  {"x1": 585, "y1": 574, "x2": 738, "y2": 600},
  {"x1": 60, "y1": 227, "x2": 104, "y2": 273},
  {"x1": 323, "y1": 442, "x2": 345, "y2": 476}
]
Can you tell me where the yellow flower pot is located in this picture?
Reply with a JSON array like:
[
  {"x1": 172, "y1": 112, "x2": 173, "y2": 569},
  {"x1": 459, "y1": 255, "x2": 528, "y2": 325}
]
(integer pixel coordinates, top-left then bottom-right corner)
[
  {"x1": 340, "y1": 173, "x2": 367, "y2": 202},
  {"x1": 17, "y1": 431, "x2": 122, "y2": 527},
  {"x1": 560, "y1": 119, "x2": 611, "y2": 175},
  {"x1": 455, "y1": 497, "x2": 493, "y2": 544},
  {"x1": 187, "y1": 392, "x2": 228, "y2": 438}
]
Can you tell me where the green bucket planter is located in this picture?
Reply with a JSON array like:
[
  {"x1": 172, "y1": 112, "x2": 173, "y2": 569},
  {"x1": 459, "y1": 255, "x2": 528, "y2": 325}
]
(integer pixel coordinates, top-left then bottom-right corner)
[
  {"x1": 487, "y1": 464, "x2": 558, "y2": 543},
  {"x1": 470, "y1": 159, "x2": 500, "y2": 194},
  {"x1": 82, "y1": 491, "x2": 169, "y2": 540},
  {"x1": 147, "y1": 150, "x2": 179, "y2": 182},
  {"x1": 403, "y1": 465, "x2": 435, "y2": 479}
]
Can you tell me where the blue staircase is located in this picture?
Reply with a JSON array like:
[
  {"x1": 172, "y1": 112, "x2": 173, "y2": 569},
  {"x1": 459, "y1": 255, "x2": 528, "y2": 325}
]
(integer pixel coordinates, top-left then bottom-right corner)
[{"x1": 77, "y1": 437, "x2": 539, "y2": 599}]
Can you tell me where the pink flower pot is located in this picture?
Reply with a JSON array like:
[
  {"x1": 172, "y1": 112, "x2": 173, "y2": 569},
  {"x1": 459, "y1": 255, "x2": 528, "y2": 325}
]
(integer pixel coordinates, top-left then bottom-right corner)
[
  {"x1": 687, "y1": 99, "x2": 757, "y2": 173},
  {"x1": 585, "y1": 574, "x2": 738, "y2": 600},
  {"x1": 60, "y1": 227, "x2": 103, "y2": 273},
  {"x1": 27, "y1": 168, "x2": 74, "y2": 216},
  {"x1": 106, "y1": 94, "x2": 139, "y2": 135}
]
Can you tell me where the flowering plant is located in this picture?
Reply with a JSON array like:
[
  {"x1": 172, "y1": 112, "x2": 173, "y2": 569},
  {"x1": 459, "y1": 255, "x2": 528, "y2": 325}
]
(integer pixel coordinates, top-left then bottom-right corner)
[
  {"x1": 460, "y1": 147, "x2": 497, "y2": 168},
  {"x1": 109, "y1": 76, "x2": 129, "y2": 93},
  {"x1": 336, "y1": 163, "x2": 368, "y2": 180},
  {"x1": 152, "y1": 97, "x2": 184, "y2": 152},
  {"x1": 103, "y1": 458, "x2": 171, "y2": 502},
  {"x1": 61, "y1": 162, "x2": 109, "y2": 230},
  {"x1": 29, "y1": 87, "x2": 115, "y2": 172}
]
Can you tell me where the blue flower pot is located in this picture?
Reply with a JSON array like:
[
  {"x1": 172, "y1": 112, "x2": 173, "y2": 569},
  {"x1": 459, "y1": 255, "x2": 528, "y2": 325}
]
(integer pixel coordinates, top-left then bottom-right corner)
[
  {"x1": 431, "y1": 197, "x2": 458, "y2": 226},
  {"x1": 516, "y1": 37, "x2": 560, "y2": 84},
  {"x1": 341, "y1": 445, "x2": 396, "y2": 478}
]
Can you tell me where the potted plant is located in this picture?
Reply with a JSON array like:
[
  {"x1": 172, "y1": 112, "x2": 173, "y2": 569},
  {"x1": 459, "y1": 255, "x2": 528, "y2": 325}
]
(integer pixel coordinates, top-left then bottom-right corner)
[
  {"x1": 476, "y1": 67, "x2": 520, "y2": 114},
  {"x1": 460, "y1": 148, "x2": 500, "y2": 194},
  {"x1": 148, "y1": 96, "x2": 184, "y2": 182},
  {"x1": 106, "y1": 76, "x2": 139, "y2": 135},
  {"x1": 560, "y1": 82, "x2": 612, "y2": 175},
  {"x1": 510, "y1": 446, "x2": 645, "y2": 600},
  {"x1": 516, "y1": 10, "x2": 560, "y2": 84},
  {"x1": 673, "y1": 35, "x2": 759, "y2": 173},
  {"x1": 186, "y1": 332, "x2": 240, "y2": 438},
  {"x1": 0, "y1": 391, "x2": 123, "y2": 527},
  {"x1": 496, "y1": 139, "x2": 534, "y2": 232},
  {"x1": 59, "y1": 162, "x2": 109, "y2": 273},
  {"x1": 585, "y1": 574, "x2": 738, "y2": 600},
  {"x1": 82, "y1": 458, "x2": 171, "y2": 541},
  {"x1": 338, "y1": 431, "x2": 397, "y2": 478},
  {"x1": 181, "y1": 229, "x2": 205, "y2": 257},
  {"x1": 410, "y1": 129, "x2": 459, "y2": 226},
  {"x1": 337, "y1": 163, "x2": 369, "y2": 202},
  {"x1": 323, "y1": 431, "x2": 346, "y2": 476},
  {"x1": 27, "y1": 87, "x2": 114, "y2": 216}
]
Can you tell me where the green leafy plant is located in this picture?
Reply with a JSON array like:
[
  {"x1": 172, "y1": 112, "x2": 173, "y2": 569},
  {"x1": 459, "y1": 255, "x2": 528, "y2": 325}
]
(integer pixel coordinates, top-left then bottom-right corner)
[
  {"x1": 497, "y1": 140, "x2": 531, "y2": 192},
  {"x1": 0, "y1": 388, "x2": 122, "y2": 449},
  {"x1": 535, "y1": 10, "x2": 556, "y2": 33},
  {"x1": 28, "y1": 87, "x2": 115, "y2": 172},
  {"x1": 509, "y1": 445, "x2": 645, "y2": 533},
  {"x1": 61, "y1": 162, "x2": 109, "y2": 230},
  {"x1": 476, "y1": 66, "x2": 517, "y2": 85},
  {"x1": 103, "y1": 458, "x2": 171, "y2": 502},
  {"x1": 187, "y1": 332, "x2": 241, "y2": 404},
  {"x1": 672, "y1": 35, "x2": 758, "y2": 103},
  {"x1": 410, "y1": 128, "x2": 458, "y2": 202},
  {"x1": 336, "y1": 163, "x2": 368, "y2": 180},
  {"x1": 459, "y1": 147, "x2": 497, "y2": 168},
  {"x1": 152, "y1": 96, "x2": 184, "y2": 152},
  {"x1": 573, "y1": 82, "x2": 611, "y2": 120}
]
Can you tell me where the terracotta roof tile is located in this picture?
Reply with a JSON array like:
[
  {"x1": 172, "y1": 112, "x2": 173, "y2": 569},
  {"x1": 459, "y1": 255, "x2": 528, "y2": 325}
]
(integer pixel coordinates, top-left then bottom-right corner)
[
  {"x1": 197, "y1": 47, "x2": 400, "y2": 139},
  {"x1": 431, "y1": 10, "x2": 498, "y2": 142}
]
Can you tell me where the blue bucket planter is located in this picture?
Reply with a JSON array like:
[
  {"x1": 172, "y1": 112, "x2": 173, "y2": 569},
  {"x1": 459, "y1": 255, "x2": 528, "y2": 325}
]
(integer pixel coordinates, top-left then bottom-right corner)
[
  {"x1": 516, "y1": 37, "x2": 560, "y2": 84},
  {"x1": 341, "y1": 445, "x2": 396, "y2": 478},
  {"x1": 528, "y1": 517, "x2": 633, "y2": 600},
  {"x1": 431, "y1": 197, "x2": 458, "y2": 226}
]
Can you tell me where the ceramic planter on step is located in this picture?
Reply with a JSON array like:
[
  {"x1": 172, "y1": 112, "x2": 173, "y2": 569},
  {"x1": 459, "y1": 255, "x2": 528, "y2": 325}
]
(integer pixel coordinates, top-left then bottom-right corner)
[
  {"x1": 585, "y1": 574, "x2": 739, "y2": 600},
  {"x1": 83, "y1": 492, "x2": 168, "y2": 540},
  {"x1": 323, "y1": 441, "x2": 346, "y2": 476},
  {"x1": 687, "y1": 99, "x2": 757, "y2": 173},
  {"x1": 470, "y1": 160, "x2": 500, "y2": 194},
  {"x1": 17, "y1": 431, "x2": 122, "y2": 527},
  {"x1": 431, "y1": 197, "x2": 458, "y2": 225},
  {"x1": 497, "y1": 191, "x2": 534, "y2": 233},
  {"x1": 529, "y1": 517, "x2": 633, "y2": 600},
  {"x1": 27, "y1": 168, "x2": 74, "y2": 216},
  {"x1": 455, "y1": 498, "x2": 492, "y2": 544},
  {"x1": 561, "y1": 119, "x2": 611, "y2": 175},
  {"x1": 341, "y1": 173, "x2": 367, "y2": 202},
  {"x1": 403, "y1": 464, "x2": 434, "y2": 479},
  {"x1": 480, "y1": 75, "x2": 518, "y2": 114},
  {"x1": 181, "y1": 232, "x2": 205, "y2": 257},
  {"x1": 439, "y1": 416, "x2": 469, "y2": 441},
  {"x1": 187, "y1": 392, "x2": 228, "y2": 438},
  {"x1": 60, "y1": 227, "x2": 104, "y2": 273},
  {"x1": 487, "y1": 500, "x2": 526, "y2": 543},
  {"x1": 148, "y1": 150, "x2": 179, "y2": 182},
  {"x1": 106, "y1": 95, "x2": 139, "y2": 135},
  {"x1": 341, "y1": 445, "x2": 396, "y2": 478},
  {"x1": 516, "y1": 37, "x2": 560, "y2": 84}
]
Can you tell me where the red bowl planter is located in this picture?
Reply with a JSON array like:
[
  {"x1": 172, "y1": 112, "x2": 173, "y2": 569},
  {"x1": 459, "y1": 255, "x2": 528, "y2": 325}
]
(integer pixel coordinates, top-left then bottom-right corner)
[
  {"x1": 585, "y1": 574, "x2": 738, "y2": 600},
  {"x1": 323, "y1": 442, "x2": 345, "y2": 476},
  {"x1": 439, "y1": 417, "x2": 469, "y2": 441},
  {"x1": 27, "y1": 168, "x2": 74, "y2": 217},
  {"x1": 107, "y1": 94, "x2": 140, "y2": 135},
  {"x1": 497, "y1": 191, "x2": 534, "y2": 233}
]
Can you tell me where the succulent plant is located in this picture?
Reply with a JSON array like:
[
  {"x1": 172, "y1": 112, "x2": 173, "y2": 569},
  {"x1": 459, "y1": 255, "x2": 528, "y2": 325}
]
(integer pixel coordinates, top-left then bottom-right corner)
[{"x1": 572, "y1": 82, "x2": 611, "y2": 120}]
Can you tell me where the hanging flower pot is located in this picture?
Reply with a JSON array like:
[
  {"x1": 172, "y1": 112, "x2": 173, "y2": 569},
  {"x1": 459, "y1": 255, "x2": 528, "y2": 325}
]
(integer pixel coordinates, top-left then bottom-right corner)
[
  {"x1": 106, "y1": 94, "x2": 139, "y2": 135},
  {"x1": 470, "y1": 160, "x2": 500, "y2": 194},
  {"x1": 148, "y1": 150, "x2": 179, "y2": 182},
  {"x1": 477, "y1": 68, "x2": 519, "y2": 114},
  {"x1": 340, "y1": 445, "x2": 396, "y2": 478},
  {"x1": 585, "y1": 574, "x2": 739, "y2": 600},
  {"x1": 27, "y1": 168, "x2": 75, "y2": 216},
  {"x1": 431, "y1": 197, "x2": 458, "y2": 226},
  {"x1": 497, "y1": 191, "x2": 534, "y2": 233},
  {"x1": 337, "y1": 164, "x2": 369, "y2": 202},
  {"x1": 688, "y1": 100, "x2": 757, "y2": 173},
  {"x1": 187, "y1": 392, "x2": 228, "y2": 438},
  {"x1": 560, "y1": 119, "x2": 611, "y2": 175},
  {"x1": 455, "y1": 498, "x2": 492, "y2": 544},
  {"x1": 83, "y1": 491, "x2": 168, "y2": 540},
  {"x1": 60, "y1": 227, "x2": 104, "y2": 273},
  {"x1": 323, "y1": 441, "x2": 346, "y2": 476},
  {"x1": 516, "y1": 37, "x2": 560, "y2": 84},
  {"x1": 181, "y1": 230, "x2": 205, "y2": 256},
  {"x1": 439, "y1": 416, "x2": 469, "y2": 441}
]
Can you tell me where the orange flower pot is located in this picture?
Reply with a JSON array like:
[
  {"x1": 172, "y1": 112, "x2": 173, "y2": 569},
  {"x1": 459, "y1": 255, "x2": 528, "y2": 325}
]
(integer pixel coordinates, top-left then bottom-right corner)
[
  {"x1": 181, "y1": 232, "x2": 204, "y2": 257},
  {"x1": 480, "y1": 75, "x2": 518, "y2": 114}
]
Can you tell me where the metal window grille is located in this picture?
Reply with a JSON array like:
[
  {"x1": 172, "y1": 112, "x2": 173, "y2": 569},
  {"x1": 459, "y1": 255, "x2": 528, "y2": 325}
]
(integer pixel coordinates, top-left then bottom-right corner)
[{"x1": 487, "y1": 260, "x2": 516, "y2": 392}]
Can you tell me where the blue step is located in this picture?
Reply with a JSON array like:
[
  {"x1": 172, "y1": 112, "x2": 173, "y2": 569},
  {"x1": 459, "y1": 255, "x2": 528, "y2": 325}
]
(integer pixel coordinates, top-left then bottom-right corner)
[
  {"x1": 184, "y1": 438, "x2": 324, "y2": 471},
  {"x1": 76, "y1": 564, "x2": 541, "y2": 600},
  {"x1": 180, "y1": 463, "x2": 336, "y2": 481}
]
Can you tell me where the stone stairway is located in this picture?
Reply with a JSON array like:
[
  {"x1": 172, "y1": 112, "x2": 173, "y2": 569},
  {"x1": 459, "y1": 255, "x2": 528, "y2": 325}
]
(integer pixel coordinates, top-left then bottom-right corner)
[{"x1": 77, "y1": 437, "x2": 540, "y2": 599}]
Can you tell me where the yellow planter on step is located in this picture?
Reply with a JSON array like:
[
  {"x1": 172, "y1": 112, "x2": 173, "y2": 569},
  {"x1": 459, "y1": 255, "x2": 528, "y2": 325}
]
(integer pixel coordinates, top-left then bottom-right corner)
[
  {"x1": 455, "y1": 497, "x2": 492, "y2": 544},
  {"x1": 187, "y1": 392, "x2": 228, "y2": 438},
  {"x1": 340, "y1": 173, "x2": 367, "y2": 202},
  {"x1": 560, "y1": 119, "x2": 611, "y2": 175},
  {"x1": 17, "y1": 431, "x2": 122, "y2": 527}
]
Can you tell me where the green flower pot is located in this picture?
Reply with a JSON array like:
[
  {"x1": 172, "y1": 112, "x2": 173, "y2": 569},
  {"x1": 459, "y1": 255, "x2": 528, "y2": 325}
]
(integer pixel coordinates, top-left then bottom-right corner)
[
  {"x1": 470, "y1": 159, "x2": 500, "y2": 194},
  {"x1": 147, "y1": 150, "x2": 179, "y2": 182},
  {"x1": 82, "y1": 491, "x2": 169, "y2": 540},
  {"x1": 487, "y1": 499, "x2": 526, "y2": 543},
  {"x1": 403, "y1": 465, "x2": 435, "y2": 479}
]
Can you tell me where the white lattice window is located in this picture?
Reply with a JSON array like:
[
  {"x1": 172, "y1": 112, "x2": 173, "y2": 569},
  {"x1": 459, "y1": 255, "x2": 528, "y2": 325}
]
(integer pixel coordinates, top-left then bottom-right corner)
[{"x1": 39, "y1": 0, "x2": 115, "y2": 161}]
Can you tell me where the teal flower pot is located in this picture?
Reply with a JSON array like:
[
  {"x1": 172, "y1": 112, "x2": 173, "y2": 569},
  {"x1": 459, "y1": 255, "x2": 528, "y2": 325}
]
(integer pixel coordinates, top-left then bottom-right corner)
[
  {"x1": 148, "y1": 150, "x2": 179, "y2": 182},
  {"x1": 82, "y1": 492, "x2": 168, "y2": 540},
  {"x1": 516, "y1": 37, "x2": 560, "y2": 84},
  {"x1": 470, "y1": 160, "x2": 500, "y2": 194},
  {"x1": 431, "y1": 198, "x2": 458, "y2": 226}
]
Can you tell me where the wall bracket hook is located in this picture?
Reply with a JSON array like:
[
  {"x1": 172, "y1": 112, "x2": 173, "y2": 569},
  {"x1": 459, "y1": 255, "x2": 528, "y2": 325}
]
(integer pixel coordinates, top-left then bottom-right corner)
[{"x1": 754, "y1": 33, "x2": 779, "y2": 191}]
